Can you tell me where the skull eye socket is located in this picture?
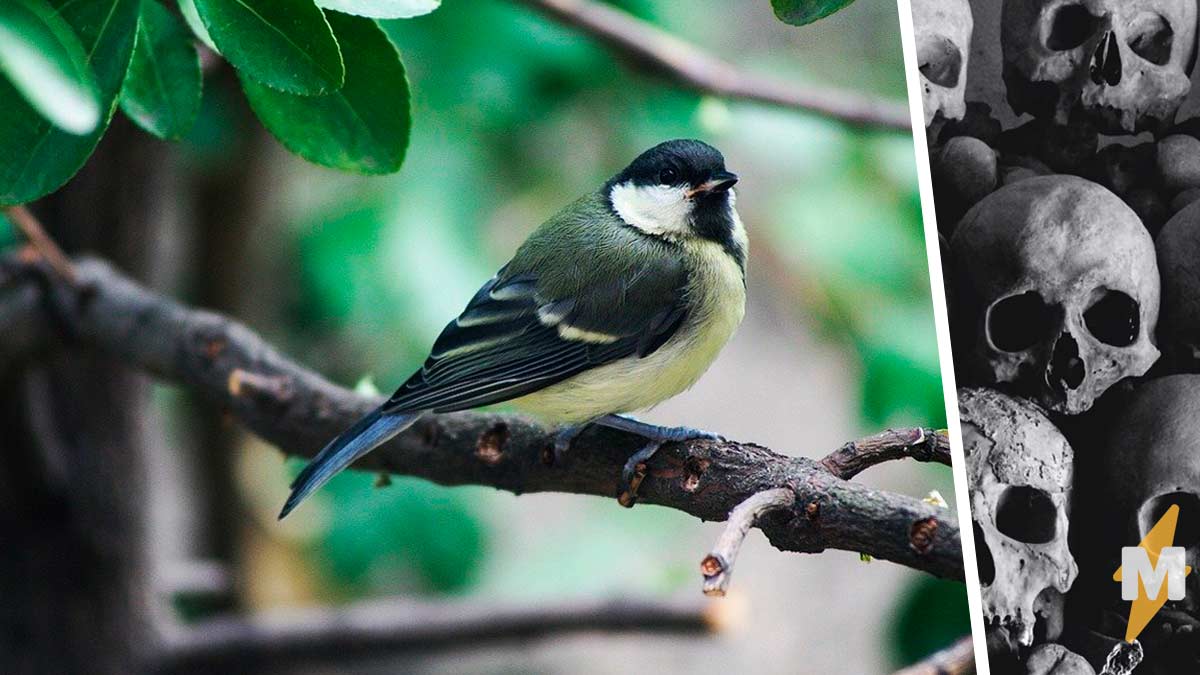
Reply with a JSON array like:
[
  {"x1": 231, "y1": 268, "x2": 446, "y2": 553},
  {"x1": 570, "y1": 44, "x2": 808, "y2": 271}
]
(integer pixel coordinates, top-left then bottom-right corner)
[
  {"x1": 1127, "y1": 13, "x2": 1174, "y2": 66},
  {"x1": 996, "y1": 485, "x2": 1058, "y2": 544},
  {"x1": 986, "y1": 291, "x2": 1056, "y2": 352},
  {"x1": 974, "y1": 521, "x2": 996, "y2": 586},
  {"x1": 1046, "y1": 4, "x2": 1102, "y2": 51},
  {"x1": 917, "y1": 35, "x2": 963, "y2": 88},
  {"x1": 1138, "y1": 492, "x2": 1200, "y2": 548},
  {"x1": 1083, "y1": 289, "x2": 1140, "y2": 347}
]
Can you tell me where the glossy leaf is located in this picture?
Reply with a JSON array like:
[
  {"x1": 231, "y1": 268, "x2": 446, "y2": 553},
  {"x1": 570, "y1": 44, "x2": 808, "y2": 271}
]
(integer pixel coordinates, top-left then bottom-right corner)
[
  {"x1": 770, "y1": 0, "x2": 856, "y2": 26},
  {"x1": 241, "y1": 13, "x2": 410, "y2": 174},
  {"x1": 121, "y1": 0, "x2": 202, "y2": 140},
  {"x1": 0, "y1": 0, "x2": 139, "y2": 206},
  {"x1": 192, "y1": 0, "x2": 344, "y2": 95},
  {"x1": 314, "y1": 0, "x2": 440, "y2": 19},
  {"x1": 177, "y1": 0, "x2": 219, "y2": 53},
  {"x1": 0, "y1": 0, "x2": 99, "y2": 135}
]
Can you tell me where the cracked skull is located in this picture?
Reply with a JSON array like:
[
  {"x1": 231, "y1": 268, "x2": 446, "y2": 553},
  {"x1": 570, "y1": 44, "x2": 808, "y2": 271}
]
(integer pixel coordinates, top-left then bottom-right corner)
[
  {"x1": 1102, "y1": 375, "x2": 1200, "y2": 621},
  {"x1": 951, "y1": 175, "x2": 1160, "y2": 415},
  {"x1": 915, "y1": 0, "x2": 973, "y2": 126},
  {"x1": 1001, "y1": 0, "x2": 1198, "y2": 134},
  {"x1": 962, "y1": 387, "x2": 1077, "y2": 647}
]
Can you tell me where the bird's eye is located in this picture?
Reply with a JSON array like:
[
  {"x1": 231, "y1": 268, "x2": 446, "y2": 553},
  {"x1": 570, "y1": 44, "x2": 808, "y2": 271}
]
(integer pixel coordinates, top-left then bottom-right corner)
[{"x1": 658, "y1": 168, "x2": 678, "y2": 185}]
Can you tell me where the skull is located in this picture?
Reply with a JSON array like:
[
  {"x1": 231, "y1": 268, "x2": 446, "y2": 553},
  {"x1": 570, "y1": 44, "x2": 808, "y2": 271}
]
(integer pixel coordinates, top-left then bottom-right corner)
[
  {"x1": 1101, "y1": 375, "x2": 1200, "y2": 621},
  {"x1": 1001, "y1": 0, "x2": 1198, "y2": 135},
  {"x1": 961, "y1": 387, "x2": 1078, "y2": 647},
  {"x1": 952, "y1": 175, "x2": 1160, "y2": 415},
  {"x1": 914, "y1": 0, "x2": 973, "y2": 126},
  {"x1": 1157, "y1": 200, "x2": 1200, "y2": 369}
]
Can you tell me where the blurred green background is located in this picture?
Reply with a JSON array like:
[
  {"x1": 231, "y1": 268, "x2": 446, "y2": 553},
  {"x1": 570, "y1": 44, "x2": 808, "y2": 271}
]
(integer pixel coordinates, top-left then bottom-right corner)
[{"x1": 101, "y1": 0, "x2": 966, "y2": 671}]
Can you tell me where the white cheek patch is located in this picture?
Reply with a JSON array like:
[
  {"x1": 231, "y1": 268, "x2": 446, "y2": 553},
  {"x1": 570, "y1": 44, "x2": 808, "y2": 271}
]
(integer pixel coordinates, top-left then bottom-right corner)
[{"x1": 609, "y1": 181, "x2": 694, "y2": 238}]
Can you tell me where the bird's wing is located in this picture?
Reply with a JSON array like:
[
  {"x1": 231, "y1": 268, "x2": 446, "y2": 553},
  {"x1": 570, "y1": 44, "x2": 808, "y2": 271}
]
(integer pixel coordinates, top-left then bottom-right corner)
[{"x1": 384, "y1": 226, "x2": 688, "y2": 414}]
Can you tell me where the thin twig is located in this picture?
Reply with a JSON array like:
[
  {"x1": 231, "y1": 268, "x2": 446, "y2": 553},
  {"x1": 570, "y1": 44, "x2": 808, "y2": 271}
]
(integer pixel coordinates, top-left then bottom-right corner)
[
  {"x1": 511, "y1": 0, "x2": 911, "y2": 131},
  {"x1": 0, "y1": 254, "x2": 965, "y2": 579},
  {"x1": 891, "y1": 635, "x2": 976, "y2": 675},
  {"x1": 821, "y1": 427, "x2": 951, "y2": 480},
  {"x1": 700, "y1": 488, "x2": 796, "y2": 596},
  {"x1": 154, "y1": 595, "x2": 718, "y2": 672},
  {"x1": 4, "y1": 206, "x2": 77, "y2": 284}
]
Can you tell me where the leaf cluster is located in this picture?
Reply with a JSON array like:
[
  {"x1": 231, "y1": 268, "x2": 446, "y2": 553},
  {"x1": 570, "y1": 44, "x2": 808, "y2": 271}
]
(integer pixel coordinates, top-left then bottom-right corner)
[{"x1": 0, "y1": 0, "x2": 437, "y2": 206}]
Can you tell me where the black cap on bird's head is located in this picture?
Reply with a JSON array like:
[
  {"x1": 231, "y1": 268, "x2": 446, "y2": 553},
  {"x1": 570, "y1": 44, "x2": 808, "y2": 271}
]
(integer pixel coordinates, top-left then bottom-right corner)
[
  {"x1": 605, "y1": 140, "x2": 743, "y2": 260},
  {"x1": 610, "y1": 139, "x2": 738, "y2": 197}
]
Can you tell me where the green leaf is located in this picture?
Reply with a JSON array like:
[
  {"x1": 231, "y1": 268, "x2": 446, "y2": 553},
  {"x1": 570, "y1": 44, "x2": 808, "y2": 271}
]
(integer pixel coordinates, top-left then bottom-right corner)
[
  {"x1": 192, "y1": 0, "x2": 344, "y2": 95},
  {"x1": 120, "y1": 1, "x2": 202, "y2": 140},
  {"x1": 241, "y1": 13, "x2": 410, "y2": 174},
  {"x1": 0, "y1": 0, "x2": 140, "y2": 206},
  {"x1": 889, "y1": 576, "x2": 971, "y2": 667},
  {"x1": 315, "y1": 0, "x2": 439, "y2": 19},
  {"x1": 177, "y1": 0, "x2": 219, "y2": 53},
  {"x1": 0, "y1": 0, "x2": 99, "y2": 135},
  {"x1": 770, "y1": 0, "x2": 856, "y2": 26}
]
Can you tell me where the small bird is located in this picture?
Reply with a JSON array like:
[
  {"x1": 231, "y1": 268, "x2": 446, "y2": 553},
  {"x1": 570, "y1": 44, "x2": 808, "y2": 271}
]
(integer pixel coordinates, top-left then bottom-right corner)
[{"x1": 280, "y1": 139, "x2": 747, "y2": 518}]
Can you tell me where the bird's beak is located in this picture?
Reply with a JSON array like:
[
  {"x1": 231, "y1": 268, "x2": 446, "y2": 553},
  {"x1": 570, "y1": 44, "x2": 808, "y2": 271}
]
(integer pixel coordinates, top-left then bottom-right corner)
[{"x1": 685, "y1": 171, "x2": 739, "y2": 198}]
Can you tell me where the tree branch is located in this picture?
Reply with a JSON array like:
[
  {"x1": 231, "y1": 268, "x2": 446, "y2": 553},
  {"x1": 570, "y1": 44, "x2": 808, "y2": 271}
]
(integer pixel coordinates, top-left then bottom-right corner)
[
  {"x1": 891, "y1": 635, "x2": 976, "y2": 675},
  {"x1": 821, "y1": 427, "x2": 951, "y2": 480},
  {"x1": 3, "y1": 206, "x2": 77, "y2": 284},
  {"x1": 0, "y1": 254, "x2": 964, "y2": 580},
  {"x1": 154, "y1": 595, "x2": 720, "y2": 673},
  {"x1": 701, "y1": 488, "x2": 795, "y2": 596},
  {"x1": 510, "y1": 0, "x2": 911, "y2": 131}
]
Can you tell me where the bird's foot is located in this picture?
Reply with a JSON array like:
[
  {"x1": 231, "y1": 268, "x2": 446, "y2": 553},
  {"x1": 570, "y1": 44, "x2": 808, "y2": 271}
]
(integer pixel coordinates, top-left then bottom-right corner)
[
  {"x1": 597, "y1": 415, "x2": 724, "y2": 507},
  {"x1": 551, "y1": 423, "x2": 588, "y2": 465}
]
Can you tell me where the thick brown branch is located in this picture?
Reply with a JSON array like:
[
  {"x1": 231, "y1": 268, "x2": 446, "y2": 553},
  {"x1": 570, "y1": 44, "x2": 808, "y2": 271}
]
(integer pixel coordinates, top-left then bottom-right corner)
[
  {"x1": 891, "y1": 636, "x2": 976, "y2": 675},
  {"x1": 511, "y1": 0, "x2": 911, "y2": 131},
  {"x1": 821, "y1": 427, "x2": 951, "y2": 480},
  {"x1": 153, "y1": 596, "x2": 718, "y2": 673},
  {"x1": 700, "y1": 488, "x2": 795, "y2": 596},
  {"x1": 0, "y1": 255, "x2": 964, "y2": 580}
]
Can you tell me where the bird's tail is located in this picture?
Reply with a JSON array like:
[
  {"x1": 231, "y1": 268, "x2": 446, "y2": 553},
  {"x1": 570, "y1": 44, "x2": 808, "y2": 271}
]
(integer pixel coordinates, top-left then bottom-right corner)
[{"x1": 279, "y1": 407, "x2": 420, "y2": 519}]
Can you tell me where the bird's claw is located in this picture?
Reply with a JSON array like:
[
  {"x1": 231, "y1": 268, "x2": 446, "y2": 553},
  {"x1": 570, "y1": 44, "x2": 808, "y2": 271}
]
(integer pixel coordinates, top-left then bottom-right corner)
[
  {"x1": 618, "y1": 441, "x2": 660, "y2": 507},
  {"x1": 552, "y1": 423, "x2": 589, "y2": 465}
]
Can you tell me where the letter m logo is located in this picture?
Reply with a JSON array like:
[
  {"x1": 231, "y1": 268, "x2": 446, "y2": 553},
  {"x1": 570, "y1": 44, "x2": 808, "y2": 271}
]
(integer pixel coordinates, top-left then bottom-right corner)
[{"x1": 1121, "y1": 546, "x2": 1187, "y2": 601}]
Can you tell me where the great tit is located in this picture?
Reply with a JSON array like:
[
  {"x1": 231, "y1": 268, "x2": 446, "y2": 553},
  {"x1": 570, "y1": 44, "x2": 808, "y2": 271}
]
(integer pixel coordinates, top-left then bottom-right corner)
[{"x1": 280, "y1": 139, "x2": 746, "y2": 518}]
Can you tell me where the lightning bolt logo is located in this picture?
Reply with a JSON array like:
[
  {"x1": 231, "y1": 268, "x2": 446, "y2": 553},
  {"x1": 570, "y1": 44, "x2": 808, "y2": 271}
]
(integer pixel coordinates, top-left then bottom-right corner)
[{"x1": 1112, "y1": 504, "x2": 1193, "y2": 643}]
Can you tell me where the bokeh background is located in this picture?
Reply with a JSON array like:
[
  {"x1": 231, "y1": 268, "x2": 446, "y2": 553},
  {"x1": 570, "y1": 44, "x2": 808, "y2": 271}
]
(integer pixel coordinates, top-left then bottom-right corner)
[{"x1": 1, "y1": 0, "x2": 966, "y2": 672}]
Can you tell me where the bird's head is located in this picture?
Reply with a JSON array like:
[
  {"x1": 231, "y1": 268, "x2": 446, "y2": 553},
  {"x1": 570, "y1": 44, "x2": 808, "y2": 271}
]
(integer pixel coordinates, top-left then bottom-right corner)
[{"x1": 606, "y1": 139, "x2": 739, "y2": 245}]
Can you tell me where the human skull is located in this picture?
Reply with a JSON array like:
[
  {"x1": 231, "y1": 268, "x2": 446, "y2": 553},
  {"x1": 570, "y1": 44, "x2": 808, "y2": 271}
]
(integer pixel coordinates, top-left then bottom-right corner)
[
  {"x1": 961, "y1": 387, "x2": 1078, "y2": 647},
  {"x1": 914, "y1": 0, "x2": 973, "y2": 126},
  {"x1": 1157, "y1": 201, "x2": 1200, "y2": 369},
  {"x1": 1101, "y1": 375, "x2": 1200, "y2": 620},
  {"x1": 952, "y1": 175, "x2": 1160, "y2": 415},
  {"x1": 1001, "y1": 0, "x2": 1198, "y2": 135}
]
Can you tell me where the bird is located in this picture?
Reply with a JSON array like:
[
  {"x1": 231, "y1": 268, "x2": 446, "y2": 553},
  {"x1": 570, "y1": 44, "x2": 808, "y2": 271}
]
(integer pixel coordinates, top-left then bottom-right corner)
[{"x1": 279, "y1": 139, "x2": 747, "y2": 518}]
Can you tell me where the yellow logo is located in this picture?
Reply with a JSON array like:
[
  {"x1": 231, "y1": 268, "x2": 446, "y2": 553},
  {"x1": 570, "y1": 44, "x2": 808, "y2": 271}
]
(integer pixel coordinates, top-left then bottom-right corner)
[{"x1": 1112, "y1": 504, "x2": 1193, "y2": 642}]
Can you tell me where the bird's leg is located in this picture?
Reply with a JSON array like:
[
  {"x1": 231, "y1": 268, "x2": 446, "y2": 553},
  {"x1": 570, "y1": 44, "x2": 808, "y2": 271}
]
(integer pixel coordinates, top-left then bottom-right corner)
[
  {"x1": 551, "y1": 420, "x2": 600, "y2": 465},
  {"x1": 594, "y1": 415, "x2": 725, "y2": 507}
]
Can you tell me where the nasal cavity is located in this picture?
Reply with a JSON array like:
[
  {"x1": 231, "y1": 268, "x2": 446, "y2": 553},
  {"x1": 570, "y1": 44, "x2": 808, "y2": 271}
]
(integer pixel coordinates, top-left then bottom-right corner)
[
  {"x1": 1048, "y1": 332, "x2": 1085, "y2": 391},
  {"x1": 1090, "y1": 32, "x2": 1122, "y2": 86}
]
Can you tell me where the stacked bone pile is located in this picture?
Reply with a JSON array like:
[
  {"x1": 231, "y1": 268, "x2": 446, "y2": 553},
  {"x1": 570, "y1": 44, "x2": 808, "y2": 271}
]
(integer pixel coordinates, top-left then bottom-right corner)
[{"x1": 919, "y1": 0, "x2": 1200, "y2": 672}]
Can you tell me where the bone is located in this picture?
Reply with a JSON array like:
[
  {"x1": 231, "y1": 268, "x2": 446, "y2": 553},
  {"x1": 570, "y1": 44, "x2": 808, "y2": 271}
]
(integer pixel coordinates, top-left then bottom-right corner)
[
  {"x1": 951, "y1": 176, "x2": 1160, "y2": 414},
  {"x1": 1001, "y1": 0, "x2": 1198, "y2": 135},
  {"x1": 914, "y1": 0, "x2": 973, "y2": 127},
  {"x1": 960, "y1": 387, "x2": 1078, "y2": 648}
]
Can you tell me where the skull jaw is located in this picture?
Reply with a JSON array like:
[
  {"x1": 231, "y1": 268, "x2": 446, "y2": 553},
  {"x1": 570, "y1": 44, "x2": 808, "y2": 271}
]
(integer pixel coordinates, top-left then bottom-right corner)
[{"x1": 1004, "y1": 61, "x2": 1192, "y2": 135}]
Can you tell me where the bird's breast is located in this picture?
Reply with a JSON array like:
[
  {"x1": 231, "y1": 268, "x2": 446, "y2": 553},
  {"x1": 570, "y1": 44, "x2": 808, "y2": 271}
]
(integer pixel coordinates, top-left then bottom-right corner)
[{"x1": 511, "y1": 238, "x2": 746, "y2": 424}]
